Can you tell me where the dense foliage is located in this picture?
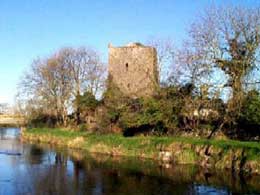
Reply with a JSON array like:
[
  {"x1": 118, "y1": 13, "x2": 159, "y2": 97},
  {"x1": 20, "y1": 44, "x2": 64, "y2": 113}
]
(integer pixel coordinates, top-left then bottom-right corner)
[
  {"x1": 236, "y1": 90, "x2": 260, "y2": 139},
  {"x1": 240, "y1": 91, "x2": 260, "y2": 126},
  {"x1": 76, "y1": 92, "x2": 99, "y2": 112}
]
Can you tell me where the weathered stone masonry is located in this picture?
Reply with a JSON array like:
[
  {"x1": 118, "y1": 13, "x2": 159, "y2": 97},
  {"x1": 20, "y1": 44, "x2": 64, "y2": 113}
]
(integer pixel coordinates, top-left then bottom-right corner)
[{"x1": 108, "y1": 42, "x2": 159, "y2": 97}]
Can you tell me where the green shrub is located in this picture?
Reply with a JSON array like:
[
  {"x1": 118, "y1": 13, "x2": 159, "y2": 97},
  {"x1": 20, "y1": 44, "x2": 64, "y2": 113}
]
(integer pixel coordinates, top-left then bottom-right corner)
[
  {"x1": 77, "y1": 91, "x2": 99, "y2": 112},
  {"x1": 240, "y1": 90, "x2": 260, "y2": 126},
  {"x1": 79, "y1": 124, "x2": 88, "y2": 132},
  {"x1": 118, "y1": 93, "x2": 181, "y2": 136},
  {"x1": 29, "y1": 113, "x2": 58, "y2": 128}
]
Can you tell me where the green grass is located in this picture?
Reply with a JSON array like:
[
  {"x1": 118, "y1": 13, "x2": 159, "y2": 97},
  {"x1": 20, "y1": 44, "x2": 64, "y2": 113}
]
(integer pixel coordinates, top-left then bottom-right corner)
[
  {"x1": 27, "y1": 128, "x2": 88, "y2": 138},
  {"x1": 26, "y1": 127, "x2": 260, "y2": 151},
  {"x1": 23, "y1": 128, "x2": 260, "y2": 174}
]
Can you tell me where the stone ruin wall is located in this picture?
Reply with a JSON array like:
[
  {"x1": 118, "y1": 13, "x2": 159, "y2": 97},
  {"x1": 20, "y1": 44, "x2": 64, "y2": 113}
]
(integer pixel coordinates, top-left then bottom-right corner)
[{"x1": 108, "y1": 43, "x2": 159, "y2": 97}]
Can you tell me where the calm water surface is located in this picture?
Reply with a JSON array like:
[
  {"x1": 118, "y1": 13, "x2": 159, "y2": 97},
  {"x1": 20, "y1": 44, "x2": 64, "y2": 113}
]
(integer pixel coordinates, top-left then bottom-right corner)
[{"x1": 0, "y1": 127, "x2": 259, "y2": 195}]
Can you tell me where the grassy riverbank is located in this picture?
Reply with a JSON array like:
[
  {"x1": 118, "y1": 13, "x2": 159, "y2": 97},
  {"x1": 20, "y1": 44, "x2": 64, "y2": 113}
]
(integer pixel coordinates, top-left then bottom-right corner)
[{"x1": 22, "y1": 128, "x2": 260, "y2": 174}]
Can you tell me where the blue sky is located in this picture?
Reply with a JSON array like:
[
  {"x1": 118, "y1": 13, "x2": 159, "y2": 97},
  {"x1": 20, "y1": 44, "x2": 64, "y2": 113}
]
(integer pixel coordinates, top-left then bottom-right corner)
[{"x1": 0, "y1": 0, "x2": 259, "y2": 105}]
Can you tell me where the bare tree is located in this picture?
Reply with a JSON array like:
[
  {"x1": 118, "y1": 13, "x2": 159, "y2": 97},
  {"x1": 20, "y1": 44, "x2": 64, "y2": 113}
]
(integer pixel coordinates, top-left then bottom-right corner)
[
  {"x1": 18, "y1": 54, "x2": 72, "y2": 126},
  {"x1": 18, "y1": 47, "x2": 106, "y2": 126},
  {"x1": 174, "y1": 42, "x2": 213, "y2": 87},
  {"x1": 57, "y1": 47, "x2": 106, "y2": 124},
  {"x1": 177, "y1": 5, "x2": 260, "y2": 132},
  {"x1": 146, "y1": 37, "x2": 175, "y2": 84},
  {"x1": 58, "y1": 47, "x2": 106, "y2": 97}
]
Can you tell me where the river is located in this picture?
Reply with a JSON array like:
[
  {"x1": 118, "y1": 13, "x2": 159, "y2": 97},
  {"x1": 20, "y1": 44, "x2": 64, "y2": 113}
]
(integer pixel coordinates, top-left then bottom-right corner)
[{"x1": 0, "y1": 127, "x2": 259, "y2": 194}]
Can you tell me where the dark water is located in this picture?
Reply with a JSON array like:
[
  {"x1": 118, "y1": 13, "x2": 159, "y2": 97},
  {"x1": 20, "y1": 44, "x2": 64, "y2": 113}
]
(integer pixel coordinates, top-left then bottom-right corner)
[{"x1": 0, "y1": 127, "x2": 260, "y2": 195}]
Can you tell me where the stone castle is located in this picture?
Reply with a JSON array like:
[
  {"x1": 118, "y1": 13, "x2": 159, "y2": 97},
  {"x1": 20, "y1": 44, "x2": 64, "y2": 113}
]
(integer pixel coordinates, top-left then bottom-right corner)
[{"x1": 108, "y1": 42, "x2": 159, "y2": 97}]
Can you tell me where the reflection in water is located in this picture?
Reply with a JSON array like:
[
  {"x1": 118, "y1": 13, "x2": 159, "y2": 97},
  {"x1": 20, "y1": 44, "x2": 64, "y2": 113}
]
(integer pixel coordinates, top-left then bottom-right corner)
[{"x1": 0, "y1": 127, "x2": 259, "y2": 194}]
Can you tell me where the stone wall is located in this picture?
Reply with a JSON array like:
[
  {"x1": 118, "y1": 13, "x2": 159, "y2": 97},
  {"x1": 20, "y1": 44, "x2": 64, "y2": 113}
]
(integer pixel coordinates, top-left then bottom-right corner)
[{"x1": 108, "y1": 43, "x2": 159, "y2": 97}]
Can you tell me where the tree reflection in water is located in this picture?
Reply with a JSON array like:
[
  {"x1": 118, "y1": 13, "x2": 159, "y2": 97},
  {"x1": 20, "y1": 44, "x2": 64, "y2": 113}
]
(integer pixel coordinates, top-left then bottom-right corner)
[{"x1": 0, "y1": 128, "x2": 260, "y2": 195}]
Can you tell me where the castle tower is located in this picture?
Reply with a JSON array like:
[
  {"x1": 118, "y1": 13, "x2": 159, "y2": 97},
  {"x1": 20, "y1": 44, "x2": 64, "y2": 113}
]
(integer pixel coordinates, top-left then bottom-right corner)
[{"x1": 108, "y1": 42, "x2": 158, "y2": 97}]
